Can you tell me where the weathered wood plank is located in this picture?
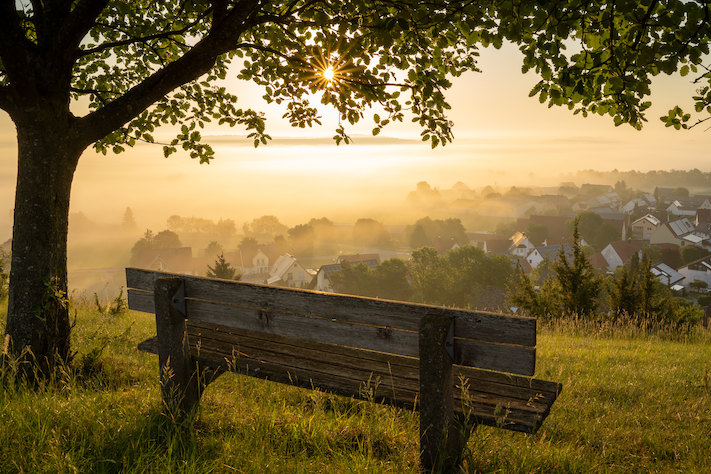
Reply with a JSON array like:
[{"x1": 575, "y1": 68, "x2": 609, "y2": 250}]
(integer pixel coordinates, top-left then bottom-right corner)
[
  {"x1": 185, "y1": 327, "x2": 553, "y2": 414},
  {"x1": 129, "y1": 283, "x2": 535, "y2": 374},
  {"x1": 126, "y1": 268, "x2": 535, "y2": 347},
  {"x1": 137, "y1": 336, "x2": 552, "y2": 433}
]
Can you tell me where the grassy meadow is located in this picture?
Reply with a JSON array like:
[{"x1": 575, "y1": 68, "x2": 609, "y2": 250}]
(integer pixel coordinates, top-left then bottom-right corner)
[{"x1": 1, "y1": 299, "x2": 710, "y2": 473}]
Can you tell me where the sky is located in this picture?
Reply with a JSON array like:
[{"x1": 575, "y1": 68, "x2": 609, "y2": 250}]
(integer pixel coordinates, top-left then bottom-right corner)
[{"x1": 0, "y1": 43, "x2": 709, "y2": 240}]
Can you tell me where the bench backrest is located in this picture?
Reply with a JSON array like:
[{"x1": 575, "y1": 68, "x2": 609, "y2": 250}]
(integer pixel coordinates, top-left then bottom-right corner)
[{"x1": 126, "y1": 267, "x2": 536, "y2": 376}]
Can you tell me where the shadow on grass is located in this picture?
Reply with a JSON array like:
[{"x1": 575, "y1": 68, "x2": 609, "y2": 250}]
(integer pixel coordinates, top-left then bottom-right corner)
[{"x1": 85, "y1": 408, "x2": 223, "y2": 473}]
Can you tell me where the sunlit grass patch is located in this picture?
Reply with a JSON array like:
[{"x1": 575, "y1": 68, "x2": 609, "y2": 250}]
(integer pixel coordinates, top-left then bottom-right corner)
[{"x1": 1, "y1": 300, "x2": 711, "y2": 472}]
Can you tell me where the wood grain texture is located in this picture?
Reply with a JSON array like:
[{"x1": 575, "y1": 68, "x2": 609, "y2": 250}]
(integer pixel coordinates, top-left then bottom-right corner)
[
  {"x1": 126, "y1": 268, "x2": 535, "y2": 346},
  {"x1": 138, "y1": 326, "x2": 561, "y2": 434},
  {"x1": 129, "y1": 286, "x2": 534, "y2": 375}
]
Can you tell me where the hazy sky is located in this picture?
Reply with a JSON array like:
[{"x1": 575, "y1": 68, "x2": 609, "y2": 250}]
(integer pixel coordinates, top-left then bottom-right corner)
[{"x1": 0, "y1": 43, "x2": 708, "y2": 239}]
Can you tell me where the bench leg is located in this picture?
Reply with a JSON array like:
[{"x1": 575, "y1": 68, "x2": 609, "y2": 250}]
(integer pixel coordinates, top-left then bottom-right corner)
[
  {"x1": 155, "y1": 277, "x2": 220, "y2": 421},
  {"x1": 419, "y1": 313, "x2": 471, "y2": 471}
]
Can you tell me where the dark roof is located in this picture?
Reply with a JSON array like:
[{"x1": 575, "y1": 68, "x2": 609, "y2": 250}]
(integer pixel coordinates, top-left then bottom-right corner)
[{"x1": 608, "y1": 240, "x2": 645, "y2": 263}]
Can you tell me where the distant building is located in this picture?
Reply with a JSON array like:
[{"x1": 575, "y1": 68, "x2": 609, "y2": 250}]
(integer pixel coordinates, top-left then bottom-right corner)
[
  {"x1": 631, "y1": 214, "x2": 661, "y2": 240},
  {"x1": 267, "y1": 254, "x2": 313, "y2": 289},
  {"x1": 651, "y1": 263, "x2": 685, "y2": 287},
  {"x1": 650, "y1": 217, "x2": 698, "y2": 247},
  {"x1": 600, "y1": 240, "x2": 645, "y2": 271}
]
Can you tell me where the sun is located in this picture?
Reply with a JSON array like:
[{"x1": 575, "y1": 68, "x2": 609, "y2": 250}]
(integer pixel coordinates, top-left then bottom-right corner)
[{"x1": 322, "y1": 65, "x2": 336, "y2": 83}]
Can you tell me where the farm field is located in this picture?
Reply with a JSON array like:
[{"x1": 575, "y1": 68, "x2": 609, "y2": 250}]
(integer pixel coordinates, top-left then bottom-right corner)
[{"x1": 1, "y1": 302, "x2": 710, "y2": 473}]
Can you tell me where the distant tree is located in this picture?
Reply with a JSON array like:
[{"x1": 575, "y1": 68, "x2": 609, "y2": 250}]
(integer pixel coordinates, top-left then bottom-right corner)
[
  {"x1": 409, "y1": 225, "x2": 429, "y2": 249},
  {"x1": 153, "y1": 230, "x2": 182, "y2": 249},
  {"x1": 207, "y1": 253, "x2": 239, "y2": 280},
  {"x1": 614, "y1": 180, "x2": 627, "y2": 194},
  {"x1": 526, "y1": 223, "x2": 548, "y2": 247},
  {"x1": 408, "y1": 247, "x2": 449, "y2": 305},
  {"x1": 308, "y1": 217, "x2": 335, "y2": 240},
  {"x1": 410, "y1": 217, "x2": 467, "y2": 252},
  {"x1": 353, "y1": 218, "x2": 391, "y2": 248},
  {"x1": 121, "y1": 207, "x2": 137, "y2": 230},
  {"x1": 288, "y1": 223, "x2": 314, "y2": 241},
  {"x1": 690, "y1": 280, "x2": 708, "y2": 290},
  {"x1": 658, "y1": 246, "x2": 682, "y2": 270},
  {"x1": 238, "y1": 237, "x2": 259, "y2": 253},
  {"x1": 672, "y1": 187, "x2": 690, "y2": 198},
  {"x1": 288, "y1": 223, "x2": 315, "y2": 256},
  {"x1": 573, "y1": 211, "x2": 619, "y2": 251},
  {"x1": 243, "y1": 216, "x2": 288, "y2": 242},
  {"x1": 494, "y1": 221, "x2": 517, "y2": 238},
  {"x1": 204, "y1": 241, "x2": 223, "y2": 258},
  {"x1": 130, "y1": 229, "x2": 182, "y2": 265},
  {"x1": 373, "y1": 259, "x2": 411, "y2": 301},
  {"x1": 330, "y1": 261, "x2": 377, "y2": 297},
  {"x1": 681, "y1": 246, "x2": 710, "y2": 266}
]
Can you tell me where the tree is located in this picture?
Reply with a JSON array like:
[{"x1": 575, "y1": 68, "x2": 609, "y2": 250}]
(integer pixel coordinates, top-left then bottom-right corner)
[
  {"x1": 3, "y1": 2, "x2": 707, "y2": 374},
  {"x1": 121, "y1": 207, "x2": 137, "y2": 230},
  {"x1": 130, "y1": 229, "x2": 183, "y2": 265},
  {"x1": 681, "y1": 246, "x2": 710, "y2": 265},
  {"x1": 207, "y1": 253, "x2": 239, "y2": 280},
  {"x1": 204, "y1": 241, "x2": 223, "y2": 258},
  {"x1": 553, "y1": 219, "x2": 602, "y2": 316},
  {"x1": 353, "y1": 218, "x2": 391, "y2": 248},
  {"x1": 243, "y1": 216, "x2": 288, "y2": 243}
]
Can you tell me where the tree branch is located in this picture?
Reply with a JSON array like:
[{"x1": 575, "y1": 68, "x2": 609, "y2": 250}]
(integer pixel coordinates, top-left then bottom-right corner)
[
  {"x1": 0, "y1": 2, "x2": 37, "y2": 100},
  {"x1": 58, "y1": 0, "x2": 111, "y2": 53},
  {"x1": 78, "y1": 13, "x2": 210, "y2": 58},
  {"x1": 76, "y1": 0, "x2": 263, "y2": 146}
]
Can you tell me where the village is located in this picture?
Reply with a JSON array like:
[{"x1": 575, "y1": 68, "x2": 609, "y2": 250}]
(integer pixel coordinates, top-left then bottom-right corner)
[{"x1": 84, "y1": 180, "x2": 711, "y2": 310}]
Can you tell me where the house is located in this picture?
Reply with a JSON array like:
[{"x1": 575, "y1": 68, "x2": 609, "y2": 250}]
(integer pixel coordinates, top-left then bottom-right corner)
[
  {"x1": 630, "y1": 214, "x2": 662, "y2": 240},
  {"x1": 229, "y1": 244, "x2": 280, "y2": 280},
  {"x1": 677, "y1": 256, "x2": 711, "y2": 288},
  {"x1": 585, "y1": 192, "x2": 621, "y2": 210},
  {"x1": 266, "y1": 254, "x2": 313, "y2": 289},
  {"x1": 651, "y1": 263, "x2": 685, "y2": 286},
  {"x1": 666, "y1": 198, "x2": 711, "y2": 217},
  {"x1": 313, "y1": 258, "x2": 379, "y2": 292},
  {"x1": 600, "y1": 240, "x2": 645, "y2": 271},
  {"x1": 525, "y1": 243, "x2": 573, "y2": 269},
  {"x1": 509, "y1": 232, "x2": 536, "y2": 258},
  {"x1": 620, "y1": 193, "x2": 656, "y2": 215},
  {"x1": 650, "y1": 217, "x2": 698, "y2": 247}
]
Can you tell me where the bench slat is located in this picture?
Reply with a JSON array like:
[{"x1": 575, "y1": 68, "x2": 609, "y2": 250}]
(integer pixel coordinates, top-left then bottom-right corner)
[
  {"x1": 187, "y1": 320, "x2": 557, "y2": 405},
  {"x1": 126, "y1": 268, "x2": 535, "y2": 346},
  {"x1": 129, "y1": 288, "x2": 535, "y2": 375},
  {"x1": 138, "y1": 333, "x2": 558, "y2": 433}
]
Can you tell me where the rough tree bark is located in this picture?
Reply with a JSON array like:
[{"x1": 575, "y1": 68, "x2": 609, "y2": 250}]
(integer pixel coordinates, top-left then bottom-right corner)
[{"x1": 5, "y1": 111, "x2": 83, "y2": 375}]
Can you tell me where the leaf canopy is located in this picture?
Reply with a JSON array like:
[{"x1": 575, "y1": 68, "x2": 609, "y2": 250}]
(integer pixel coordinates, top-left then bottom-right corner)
[{"x1": 0, "y1": 1, "x2": 708, "y2": 162}]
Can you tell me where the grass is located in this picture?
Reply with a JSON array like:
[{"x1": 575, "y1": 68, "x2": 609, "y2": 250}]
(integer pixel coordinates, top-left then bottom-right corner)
[{"x1": 1, "y1": 301, "x2": 711, "y2": 473}]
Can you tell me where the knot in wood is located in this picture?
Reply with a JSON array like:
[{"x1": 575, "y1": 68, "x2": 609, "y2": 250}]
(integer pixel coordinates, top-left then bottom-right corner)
[
  {"x1": 258, "y1": 309, "x2": 272, "y2": 328},
  {"x1": 376, "y1": 327, "x2": 393, "y2": 339}
]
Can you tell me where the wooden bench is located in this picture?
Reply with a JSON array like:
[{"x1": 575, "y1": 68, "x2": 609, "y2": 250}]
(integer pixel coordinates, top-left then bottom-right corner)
[{"x1": 126, "y1": 268, "x2": 561, "y2": 470}]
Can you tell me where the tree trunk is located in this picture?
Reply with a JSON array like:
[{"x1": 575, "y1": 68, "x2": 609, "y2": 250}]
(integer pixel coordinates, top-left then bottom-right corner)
[{"x1": 4, "y1": 117, "x2": 82, "y2": 377}]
